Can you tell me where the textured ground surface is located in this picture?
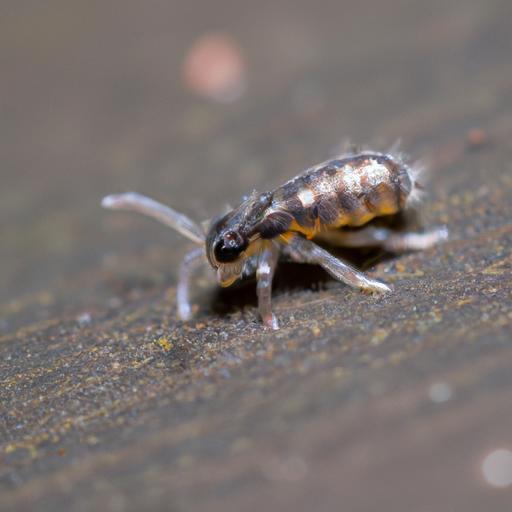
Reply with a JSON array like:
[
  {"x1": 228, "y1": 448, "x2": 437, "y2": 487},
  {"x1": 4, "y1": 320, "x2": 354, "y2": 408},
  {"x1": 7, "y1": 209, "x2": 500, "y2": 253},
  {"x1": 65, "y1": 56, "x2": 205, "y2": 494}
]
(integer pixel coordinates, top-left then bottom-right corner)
[{"x1": 1, "y1": 1, "x2": 511, "y2": 511}]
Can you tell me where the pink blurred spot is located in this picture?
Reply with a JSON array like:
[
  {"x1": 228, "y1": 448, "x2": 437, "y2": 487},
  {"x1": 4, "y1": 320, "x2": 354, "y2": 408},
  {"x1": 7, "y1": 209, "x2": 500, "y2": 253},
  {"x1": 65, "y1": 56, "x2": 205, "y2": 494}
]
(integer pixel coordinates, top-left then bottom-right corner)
[{"x1": 183, "y1": 33, "x2": 246, "y2": 103}]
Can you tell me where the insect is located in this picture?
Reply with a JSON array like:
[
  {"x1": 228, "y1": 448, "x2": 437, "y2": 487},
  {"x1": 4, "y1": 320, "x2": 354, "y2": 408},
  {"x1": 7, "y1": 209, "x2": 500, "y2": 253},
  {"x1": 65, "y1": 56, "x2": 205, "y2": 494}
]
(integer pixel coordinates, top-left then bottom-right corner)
[{"x1": 102, "y1": 150, "x2": 447, "y2": 329}]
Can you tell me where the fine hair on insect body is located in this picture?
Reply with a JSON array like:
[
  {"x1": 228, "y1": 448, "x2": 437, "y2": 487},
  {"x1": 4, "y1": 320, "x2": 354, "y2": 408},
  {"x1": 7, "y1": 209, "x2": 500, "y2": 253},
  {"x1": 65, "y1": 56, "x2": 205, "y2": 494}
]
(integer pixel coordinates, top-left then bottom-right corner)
[{"x1": 102, "y1": 149, "x2": 448, "y2": 329}]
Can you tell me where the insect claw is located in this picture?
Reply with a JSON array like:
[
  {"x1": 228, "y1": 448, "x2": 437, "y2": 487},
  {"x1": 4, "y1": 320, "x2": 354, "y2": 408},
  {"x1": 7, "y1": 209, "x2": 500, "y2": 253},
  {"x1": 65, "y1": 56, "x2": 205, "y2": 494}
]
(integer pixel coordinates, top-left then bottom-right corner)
[
  {"x1": 263, "y1": 313, "x2": 279, "y2": 330},
  {"x1": 177, "y1": 304, "x2": 193, "y2": 321},
  {"x1": 372, "y1": 281, "x2": 392, "y2": 293},
  {"x1": 359, "y1": 279, "x2": 392, "y2": 294},
  {"x1": 101, "y1": 194, "x2": 119, "y2": 209},
  {"x1": 436, "y1": 225, "x2": 449, "y2": 241}
]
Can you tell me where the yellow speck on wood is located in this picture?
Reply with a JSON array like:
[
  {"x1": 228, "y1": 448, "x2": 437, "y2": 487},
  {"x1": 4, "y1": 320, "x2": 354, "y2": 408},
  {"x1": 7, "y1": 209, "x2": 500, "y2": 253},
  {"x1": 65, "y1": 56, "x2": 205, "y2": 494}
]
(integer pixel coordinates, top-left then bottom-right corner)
[
  {"x1": 5, "y1": 443, "x2": 38, "y2": 459},
  {"x1": 370, "y1": 328, "x2": 388, "y2": 346},
  {"x1": 332, "y1": 367, "x2": 346, "y2": 379},
  {"x1": 230, "y1": 437, "x2": 252, "y2": 454},
  {"x1": 86, "y1": 435, "x2": 99, "y2": 445},
  {"x1": 482, "y1": 257, "x2": 510, "y2": 276},
  {"x1": 5, "y1": 443, "x2": 17, "y2": 454},
  {"x1": 37, "y1": 291, "x2": 54, "y2": 305},
  {"x1": 156, "y1": 337, "x2": 172, "y2": 351},
  {"x1": 178, "y1": 454, "x2": 194, "y2": 468},
  {"x1": 389, "y1": 351, "x2": 407, "y2": 365}
]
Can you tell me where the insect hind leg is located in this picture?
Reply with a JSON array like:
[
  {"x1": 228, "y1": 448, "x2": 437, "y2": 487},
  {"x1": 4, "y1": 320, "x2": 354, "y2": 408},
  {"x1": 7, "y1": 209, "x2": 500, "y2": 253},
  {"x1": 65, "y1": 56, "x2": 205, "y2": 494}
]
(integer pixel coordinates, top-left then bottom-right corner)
[
  {"x1": 318, "y1": 225, "x2": 448, "y2": 252},
  {"x1": 283, "y1": 235, "x2": 391, "y2": 293},
  {"x1": 379, "y1": 227, "x2": 448, "y2": 252}
]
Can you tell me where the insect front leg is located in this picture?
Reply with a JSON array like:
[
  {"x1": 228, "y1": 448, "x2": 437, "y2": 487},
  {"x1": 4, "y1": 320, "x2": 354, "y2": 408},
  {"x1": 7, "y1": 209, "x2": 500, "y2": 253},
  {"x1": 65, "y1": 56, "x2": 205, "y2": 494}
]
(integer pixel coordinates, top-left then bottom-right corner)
[
  {"x1": 102, "y1": 192, "x2": 205, "y2": 244},
  {"x1": 177, "y1": 247, "x2": 207, "y2": 321},
  {"x1": 256, "y1": 242, "x2": 280, "y2": 330},
  {"x1": 283, "y1": 235, "x2": 391, "y2": 293},
  {"x1": 319, "y1": 225, "x2": 448, "y2": 252}
]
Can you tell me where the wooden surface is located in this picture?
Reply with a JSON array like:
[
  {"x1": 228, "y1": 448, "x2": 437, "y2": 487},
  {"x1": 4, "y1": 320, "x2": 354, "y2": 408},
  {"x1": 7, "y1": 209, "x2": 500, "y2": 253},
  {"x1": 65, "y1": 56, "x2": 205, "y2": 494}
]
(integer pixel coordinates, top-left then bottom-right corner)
[{"x1": 1, "y1": 1, "x2": 511, "y2": 511}]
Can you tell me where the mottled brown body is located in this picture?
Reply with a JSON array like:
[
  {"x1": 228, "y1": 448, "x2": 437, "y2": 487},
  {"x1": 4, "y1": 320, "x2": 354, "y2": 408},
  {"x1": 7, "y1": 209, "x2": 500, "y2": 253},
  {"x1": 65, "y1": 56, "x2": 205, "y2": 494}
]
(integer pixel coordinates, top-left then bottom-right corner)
[{"x1": 259, "y1": 152, "x2": 414, "y2": 241}]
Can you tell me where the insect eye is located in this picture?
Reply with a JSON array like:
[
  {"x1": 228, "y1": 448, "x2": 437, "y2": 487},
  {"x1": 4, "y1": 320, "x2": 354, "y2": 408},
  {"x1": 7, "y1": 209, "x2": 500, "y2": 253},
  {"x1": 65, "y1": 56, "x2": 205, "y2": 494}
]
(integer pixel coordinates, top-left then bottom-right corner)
[{"x1": 213, "y1": 231, "x2": 247, "y2": 263}]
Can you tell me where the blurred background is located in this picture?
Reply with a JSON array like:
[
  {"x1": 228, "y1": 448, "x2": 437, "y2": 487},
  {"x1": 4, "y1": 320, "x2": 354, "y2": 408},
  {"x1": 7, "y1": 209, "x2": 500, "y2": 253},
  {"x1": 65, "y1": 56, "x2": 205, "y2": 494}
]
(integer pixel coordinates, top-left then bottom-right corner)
[
  {"x1": 1, "y1": 1, "x2": 511, "y2": 511},
  {"x1": 3, "y1": 0, "x2": 508, "y2": 310}
]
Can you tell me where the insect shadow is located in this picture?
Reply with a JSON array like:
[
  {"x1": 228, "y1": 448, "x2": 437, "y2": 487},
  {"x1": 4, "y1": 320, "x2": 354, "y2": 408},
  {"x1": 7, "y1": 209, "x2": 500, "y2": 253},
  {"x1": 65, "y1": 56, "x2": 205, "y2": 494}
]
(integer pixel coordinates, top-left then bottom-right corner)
[
  {"x1": 210, "y1": 211, "x2": 418, "y2": 318},
  {"x1": 210, "y1": 245, "x2": 392, "y2": 318}
]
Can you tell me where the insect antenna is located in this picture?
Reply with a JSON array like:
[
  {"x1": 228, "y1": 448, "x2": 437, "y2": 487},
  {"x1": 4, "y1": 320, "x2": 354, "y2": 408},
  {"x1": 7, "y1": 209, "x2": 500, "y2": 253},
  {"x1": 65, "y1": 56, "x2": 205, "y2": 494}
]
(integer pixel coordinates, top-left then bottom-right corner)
[{"x1": 102, "y1": 192, "x2": 205, "y2": 244}]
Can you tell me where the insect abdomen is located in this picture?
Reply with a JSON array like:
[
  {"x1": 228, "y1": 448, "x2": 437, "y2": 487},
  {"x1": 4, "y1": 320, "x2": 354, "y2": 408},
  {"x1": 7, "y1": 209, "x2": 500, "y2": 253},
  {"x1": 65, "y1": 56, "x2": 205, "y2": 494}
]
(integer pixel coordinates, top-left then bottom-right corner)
[{"x1": 271, "y1": 152, "x2": 415, "y2": 238}]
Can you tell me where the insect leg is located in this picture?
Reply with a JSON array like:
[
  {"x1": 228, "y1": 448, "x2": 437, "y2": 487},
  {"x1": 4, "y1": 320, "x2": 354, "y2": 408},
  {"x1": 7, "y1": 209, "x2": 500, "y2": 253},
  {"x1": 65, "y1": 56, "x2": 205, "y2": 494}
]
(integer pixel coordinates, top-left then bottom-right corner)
[
  {"x1": 177, "y1": 247, "x2": 207, "y2": 320},
  {"x1": 283, "y1": 235, "x2": 391, "y2": 293},
  {"x1": 378, "y1": 227, "x2": 448, "y2": 252},
  {"x1": 256, "y1": 242, "x2": 280, "y2": 330},
  {"x1": 102, "y1": 192, "x2": 205, "y2": 244},
  {"x1": 319, "y1": 226, "x2": 448, "y2": 252}
]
